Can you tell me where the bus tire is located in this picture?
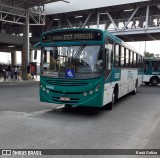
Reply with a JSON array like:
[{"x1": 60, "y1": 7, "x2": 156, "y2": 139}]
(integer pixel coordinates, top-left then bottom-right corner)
[
  {"x1": 131, "y1": 81, "x2": 138, "y2": 95},
  {"x1": 64, "y1": 104, "x2": 72, "y2": 108},
  {"x1": 145, "y1": 82, "x2": 150, "y2": 86},
  {"x1": 150, "y1": 77, "x2": 159, "y2": 86},
  {"x1": 106, "y1": 91, "x2": 115, "y2": 110},
  {"x1": 131, "y1": 87, "x2": 136, "y2": 95}
]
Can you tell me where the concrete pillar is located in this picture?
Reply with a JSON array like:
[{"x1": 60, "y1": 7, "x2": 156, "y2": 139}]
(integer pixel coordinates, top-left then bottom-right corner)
[
  {"x1": 22, "y1": 9, "x2": 29, "y2": 80},
  {"x1": 11, "y1": 51, "x2": 16, "y2": 66}
]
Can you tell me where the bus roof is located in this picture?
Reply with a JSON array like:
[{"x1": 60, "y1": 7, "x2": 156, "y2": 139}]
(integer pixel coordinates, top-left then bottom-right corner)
[{"x1": 144, "y1": 58, "x2": 160, "y2": 61}]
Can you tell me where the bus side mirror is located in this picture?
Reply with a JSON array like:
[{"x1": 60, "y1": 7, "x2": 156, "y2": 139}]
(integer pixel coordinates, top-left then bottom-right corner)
[{"x1": 34, "y1": 50, "x2": 37, "y2": 60}]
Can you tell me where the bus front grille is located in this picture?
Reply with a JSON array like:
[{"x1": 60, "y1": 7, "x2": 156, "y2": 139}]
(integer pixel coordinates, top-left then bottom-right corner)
[{"x1": 46, "y1": 80, "x2": 88, "y2": 86}]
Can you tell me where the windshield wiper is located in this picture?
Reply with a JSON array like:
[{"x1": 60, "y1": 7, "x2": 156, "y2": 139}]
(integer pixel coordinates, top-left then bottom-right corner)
[{"x1": 73, "y1": 44, "x2": 86, "y2": 59}]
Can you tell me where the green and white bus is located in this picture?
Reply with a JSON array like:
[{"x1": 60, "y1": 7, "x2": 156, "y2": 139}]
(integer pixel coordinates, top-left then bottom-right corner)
[
  {"x1": 35, "y1": 28, "x2": 143, "y2": 110},
  {"x1": 143, "y1": 58, "x2": 160, "y2": 86}
]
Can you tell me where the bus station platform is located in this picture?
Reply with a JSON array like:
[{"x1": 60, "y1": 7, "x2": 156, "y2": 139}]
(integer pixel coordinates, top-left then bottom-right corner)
[{"x1": 0, "y1": 76, "x2": 40, "y2": 86}]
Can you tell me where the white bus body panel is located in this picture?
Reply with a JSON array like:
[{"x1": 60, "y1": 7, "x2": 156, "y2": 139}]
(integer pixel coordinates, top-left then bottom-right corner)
[
  {"x1": 103, "y1": 69, "x2": 143, "y2": 106},
  {"x1": 143, "y1": 75, "x2": 160, "y2": 82}
]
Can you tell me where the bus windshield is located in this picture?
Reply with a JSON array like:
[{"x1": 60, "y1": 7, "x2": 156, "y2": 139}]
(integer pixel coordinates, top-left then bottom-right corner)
[{"x1": 41, "y1": 45, "x2": 102, "y2": 79}]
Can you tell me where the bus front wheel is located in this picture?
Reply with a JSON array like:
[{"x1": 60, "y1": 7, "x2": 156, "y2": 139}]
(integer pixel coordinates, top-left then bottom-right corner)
[
  {"x1": 64, "y1": 104, "x2": 72, "y2": 108},
  {"x1": 145, "y1": 82, "x2": 150, "y2": 86},
  {"x1": 106, "y1": 92, "x2": 115, "y2": 110},
  {"x1": 150, "y1": 77, "x2": 159, "y2": 86}
]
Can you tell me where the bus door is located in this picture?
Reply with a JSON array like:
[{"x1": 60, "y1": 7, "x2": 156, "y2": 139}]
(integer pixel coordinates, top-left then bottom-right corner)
[{"x1": 144, "y1": 60, "x2": 150, "y2": 74}]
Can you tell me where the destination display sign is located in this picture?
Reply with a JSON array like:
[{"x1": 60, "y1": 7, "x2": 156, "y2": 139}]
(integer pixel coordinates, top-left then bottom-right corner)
[{"x1": 42, "y1": 31, "x2": 102, "y2": 42}]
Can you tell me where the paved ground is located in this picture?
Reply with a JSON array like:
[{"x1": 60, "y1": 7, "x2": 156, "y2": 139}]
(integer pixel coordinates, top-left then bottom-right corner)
[{"x1": 0, "y1": 84, "x2": 160, "y2": 158}]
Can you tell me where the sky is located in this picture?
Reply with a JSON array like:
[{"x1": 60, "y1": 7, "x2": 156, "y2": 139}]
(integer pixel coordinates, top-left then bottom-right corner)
[
  {"x1": 0, "y1": 51, "x2": 41, "y2": 64},
  {"x1": 127, "y1": 41, "x2": 160, "y2": 55},
  {"x1": 0, "y1": 41, "x2": 160, "y2": 64}
]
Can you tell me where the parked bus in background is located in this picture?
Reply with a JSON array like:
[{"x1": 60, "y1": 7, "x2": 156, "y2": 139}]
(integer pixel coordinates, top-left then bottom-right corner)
[
  {"x1": 143, "y1": 58, "x2": 160, "y2": 86},
  {"x1": 35, "y1": 28, "x2": 143, "y2": 110}
]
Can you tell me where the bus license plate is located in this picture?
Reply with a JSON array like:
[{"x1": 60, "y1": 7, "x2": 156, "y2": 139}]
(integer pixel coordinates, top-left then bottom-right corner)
[{"x1": 60, "y1": 97, "x2": 70, "y2": 101}]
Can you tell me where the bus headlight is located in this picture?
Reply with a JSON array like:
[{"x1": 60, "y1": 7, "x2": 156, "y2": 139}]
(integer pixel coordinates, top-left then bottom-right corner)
[
  {"x1": 90, "y1": 90, "x2": 93, "y2": 95},
  {"x1": 95, "y1": 84, "x2": 101, "y2": 92},
  {"x1": 84, "y1": 92, "x2": 87, "y2": 96}
]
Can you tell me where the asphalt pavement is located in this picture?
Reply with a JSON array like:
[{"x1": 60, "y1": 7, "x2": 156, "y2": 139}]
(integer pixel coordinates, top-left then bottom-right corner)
[{"x1": 0, "y1": 84, "x2": 160, "y2": 158}]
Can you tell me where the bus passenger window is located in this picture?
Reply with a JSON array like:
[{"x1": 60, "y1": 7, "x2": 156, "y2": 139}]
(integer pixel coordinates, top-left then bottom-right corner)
[
  {"x1": 137, "y1": 55, "x2": 140, "y2": 68},
  {"x1": 121, "y1": 47, "x2": 124, "y2": 67},
  {"x1": 158, "y1": 62, "x2": 160, "y2": 70},
  {"x1": 130, "y1": 51, "x2": 133, "y2": 67},
  {"x1": 152, "y1": 62, "x2": 158, "y2": 70},
  {"x1": 126, "y1": 49, "x2": 129, "y2": 68},
  {"x1": 133, "y1": 52, "x2": 136, "y2": 68},
  {"x1": 144, "y1": 62, "x2": 149, "y2": 71},
  {"x1": 106, "y1": 38, "x2": 114, "y2": 69},
  {"x1": 114, "y1": 44, "x2": 120, "y2": 67}
]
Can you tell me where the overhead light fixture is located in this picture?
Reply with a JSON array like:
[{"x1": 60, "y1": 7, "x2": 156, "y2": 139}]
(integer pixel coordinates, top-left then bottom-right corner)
[
  {"x1": 75, "y1": 16, "x2": 83, "y2": 18},
  {"x1": 8, "y1": 45, "x2": 15, "y2": 48},
  {"x1": 54, "y1": 19, "x2": 59, "y2": 21},
  {"x1": 124, "y1": 9, "x2": 134, "y2": 12},
  {"x1": 100, "y1": 13, "x2": 107, "y2": 15}
]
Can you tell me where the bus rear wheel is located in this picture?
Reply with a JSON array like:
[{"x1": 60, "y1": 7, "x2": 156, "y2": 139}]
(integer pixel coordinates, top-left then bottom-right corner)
[
  {"x1": 131, "y1": 84, "x2": 137, "y2": 95},
  {"x1": 150, "y1": 77, "x2": 159, "y2": 86}
]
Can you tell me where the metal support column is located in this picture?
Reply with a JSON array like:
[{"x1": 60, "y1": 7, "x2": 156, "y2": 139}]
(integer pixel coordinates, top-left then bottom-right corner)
[
  {"x1": 145, "y1": 5, "x2": 149, "y2": 28},
  {"x1": 97, "y1": 12, "x2": 100, "y2": 28},
  {"x1": 11, "y1": 51, "x2": 16, "y2": 66},
  {"x1": 22, "y1": 9, "x2": 29, "y2": 80}
]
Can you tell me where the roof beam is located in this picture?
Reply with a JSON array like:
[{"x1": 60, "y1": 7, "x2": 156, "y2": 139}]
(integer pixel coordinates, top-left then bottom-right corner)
[
  {"x1": 82, "y1": 12, "x2": 93, "y2": 28},
  {"x1": 121, "y1": 6, "x2": 139, "y2": 31},
  {"x1": 106, "y1": 11, "x2": 119, "y2": 31}
]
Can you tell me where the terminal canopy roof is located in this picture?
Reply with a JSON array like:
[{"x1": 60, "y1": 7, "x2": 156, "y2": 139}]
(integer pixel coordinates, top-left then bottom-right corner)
[{"x1": 1, "y1": 0, "x2": 62, "y2": 8}]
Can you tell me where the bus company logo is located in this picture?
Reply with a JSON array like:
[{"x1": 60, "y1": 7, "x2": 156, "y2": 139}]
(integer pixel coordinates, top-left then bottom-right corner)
[
  {"x1": 2, "y1": 150, "x2": 11, "y2": 155},
  {"x1": 152, "y1": 72, "x2": 160, "y2": 75},
  {"x1": 128, "y1": 72, "x2": 133, "y2": 79},
  {"x1": 46, "y1": 85, "x2": 54, "y2": 90}
]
